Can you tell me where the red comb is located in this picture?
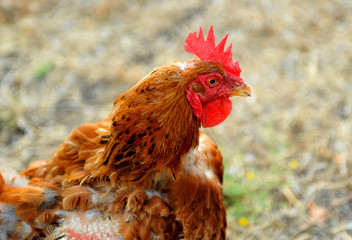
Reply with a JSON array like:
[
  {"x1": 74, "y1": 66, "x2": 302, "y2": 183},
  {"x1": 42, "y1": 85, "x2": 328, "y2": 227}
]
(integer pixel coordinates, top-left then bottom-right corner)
[{"x1": 184, "y1": 25, "x2": 242, "y2": 79}]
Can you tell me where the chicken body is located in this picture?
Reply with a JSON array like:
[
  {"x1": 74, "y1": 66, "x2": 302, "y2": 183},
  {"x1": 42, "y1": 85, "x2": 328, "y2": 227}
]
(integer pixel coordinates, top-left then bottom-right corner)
[{"x1": 0, "y1": 27, "x2": 250, "y2": 239}]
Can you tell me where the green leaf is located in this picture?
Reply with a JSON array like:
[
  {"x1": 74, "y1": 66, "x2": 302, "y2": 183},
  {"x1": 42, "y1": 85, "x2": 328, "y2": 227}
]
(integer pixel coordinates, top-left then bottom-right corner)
[{"x1": 33, "y1": 61, "x2": 55, "y2": 80}]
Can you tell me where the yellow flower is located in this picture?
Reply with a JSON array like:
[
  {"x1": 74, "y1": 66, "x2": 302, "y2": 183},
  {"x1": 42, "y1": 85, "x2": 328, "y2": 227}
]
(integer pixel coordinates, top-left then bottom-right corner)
[
  {"x1": 289, "y1": 160, "x2": 299, "y2": 169},
  {"x1": 246, "y1": 172, "x2": 255, "y2": 180},
  {"x1": 238, "y1": 217, "x2": 249, "y2": 227}
]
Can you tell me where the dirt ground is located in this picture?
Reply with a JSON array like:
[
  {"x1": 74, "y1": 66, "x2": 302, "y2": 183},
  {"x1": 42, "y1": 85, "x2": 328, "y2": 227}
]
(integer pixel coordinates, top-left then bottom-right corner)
[{"x1": 0, "y1": 0, "x2": 351, "y2": 239}]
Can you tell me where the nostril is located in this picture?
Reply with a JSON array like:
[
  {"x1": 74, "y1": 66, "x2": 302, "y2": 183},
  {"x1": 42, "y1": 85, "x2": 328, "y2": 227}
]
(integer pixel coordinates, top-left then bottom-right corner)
[{"x1": 233, "y1": 81, "x2": 241, "y2": 87}]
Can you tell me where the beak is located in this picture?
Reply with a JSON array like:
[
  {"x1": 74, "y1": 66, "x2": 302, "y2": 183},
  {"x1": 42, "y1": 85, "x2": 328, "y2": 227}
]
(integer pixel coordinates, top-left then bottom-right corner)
[{"x1": 229, "y1": 83, "x2": 251, "y2": 97}]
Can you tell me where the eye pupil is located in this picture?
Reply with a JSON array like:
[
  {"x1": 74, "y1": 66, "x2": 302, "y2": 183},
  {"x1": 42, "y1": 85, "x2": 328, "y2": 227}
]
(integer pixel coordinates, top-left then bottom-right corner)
[{"x1": 206, "y1": 78, "x2": 218, "y2": 87}]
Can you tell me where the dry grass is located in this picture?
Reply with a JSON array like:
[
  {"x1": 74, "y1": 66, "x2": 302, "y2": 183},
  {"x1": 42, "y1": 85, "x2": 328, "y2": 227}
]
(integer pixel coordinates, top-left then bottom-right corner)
[{"x1": 0, "y1": 0, "x2": 351, "y2": 239}]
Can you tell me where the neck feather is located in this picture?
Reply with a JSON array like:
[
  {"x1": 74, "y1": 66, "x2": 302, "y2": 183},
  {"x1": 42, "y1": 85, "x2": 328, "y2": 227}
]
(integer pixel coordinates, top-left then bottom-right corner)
[{"x1": 101, "y1": 63, "x2": 200, "y2": 188}]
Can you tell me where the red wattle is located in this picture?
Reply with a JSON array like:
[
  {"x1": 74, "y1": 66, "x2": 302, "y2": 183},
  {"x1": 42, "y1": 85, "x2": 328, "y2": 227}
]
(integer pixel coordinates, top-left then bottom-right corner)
[{"x1": 201, "y1": 98, "x2": 232, "y2": 128}]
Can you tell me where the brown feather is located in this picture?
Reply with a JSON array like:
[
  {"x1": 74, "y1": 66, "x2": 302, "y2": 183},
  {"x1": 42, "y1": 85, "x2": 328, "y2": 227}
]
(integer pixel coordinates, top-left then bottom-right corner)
[
  {"x1": 126, "y1": 191, "x2": 147, "y2": 212},
  {"x1": 144, "y1": 195, "x2": 170, "y2": 217},
  {"x1": 62, "y1": 186, "x2": 94, "y2": 210}
]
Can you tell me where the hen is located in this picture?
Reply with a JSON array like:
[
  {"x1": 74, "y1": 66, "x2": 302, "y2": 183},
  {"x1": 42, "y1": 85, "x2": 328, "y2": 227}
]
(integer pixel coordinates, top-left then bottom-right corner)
[{"x1": 0, "y1": 26, "x2": 250, "y2": 240}]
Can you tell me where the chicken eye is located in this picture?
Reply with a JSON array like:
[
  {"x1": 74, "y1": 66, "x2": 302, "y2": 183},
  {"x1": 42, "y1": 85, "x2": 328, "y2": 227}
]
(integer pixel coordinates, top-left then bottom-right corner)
[{"x1": 207, "y1": 78, "x2": 217, "y2": 87}]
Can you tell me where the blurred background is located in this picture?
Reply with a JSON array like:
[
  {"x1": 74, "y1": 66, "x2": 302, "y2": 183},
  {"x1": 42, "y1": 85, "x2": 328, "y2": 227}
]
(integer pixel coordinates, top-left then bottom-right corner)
[{"x1": 0, "y1": 0, "x2": 351, "y2": 239}]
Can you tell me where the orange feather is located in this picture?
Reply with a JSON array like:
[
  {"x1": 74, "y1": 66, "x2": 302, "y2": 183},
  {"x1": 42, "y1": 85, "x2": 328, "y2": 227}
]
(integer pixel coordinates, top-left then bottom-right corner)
[{"x1": 62, "y1": 186, "x2": 94, "y2": 211}]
